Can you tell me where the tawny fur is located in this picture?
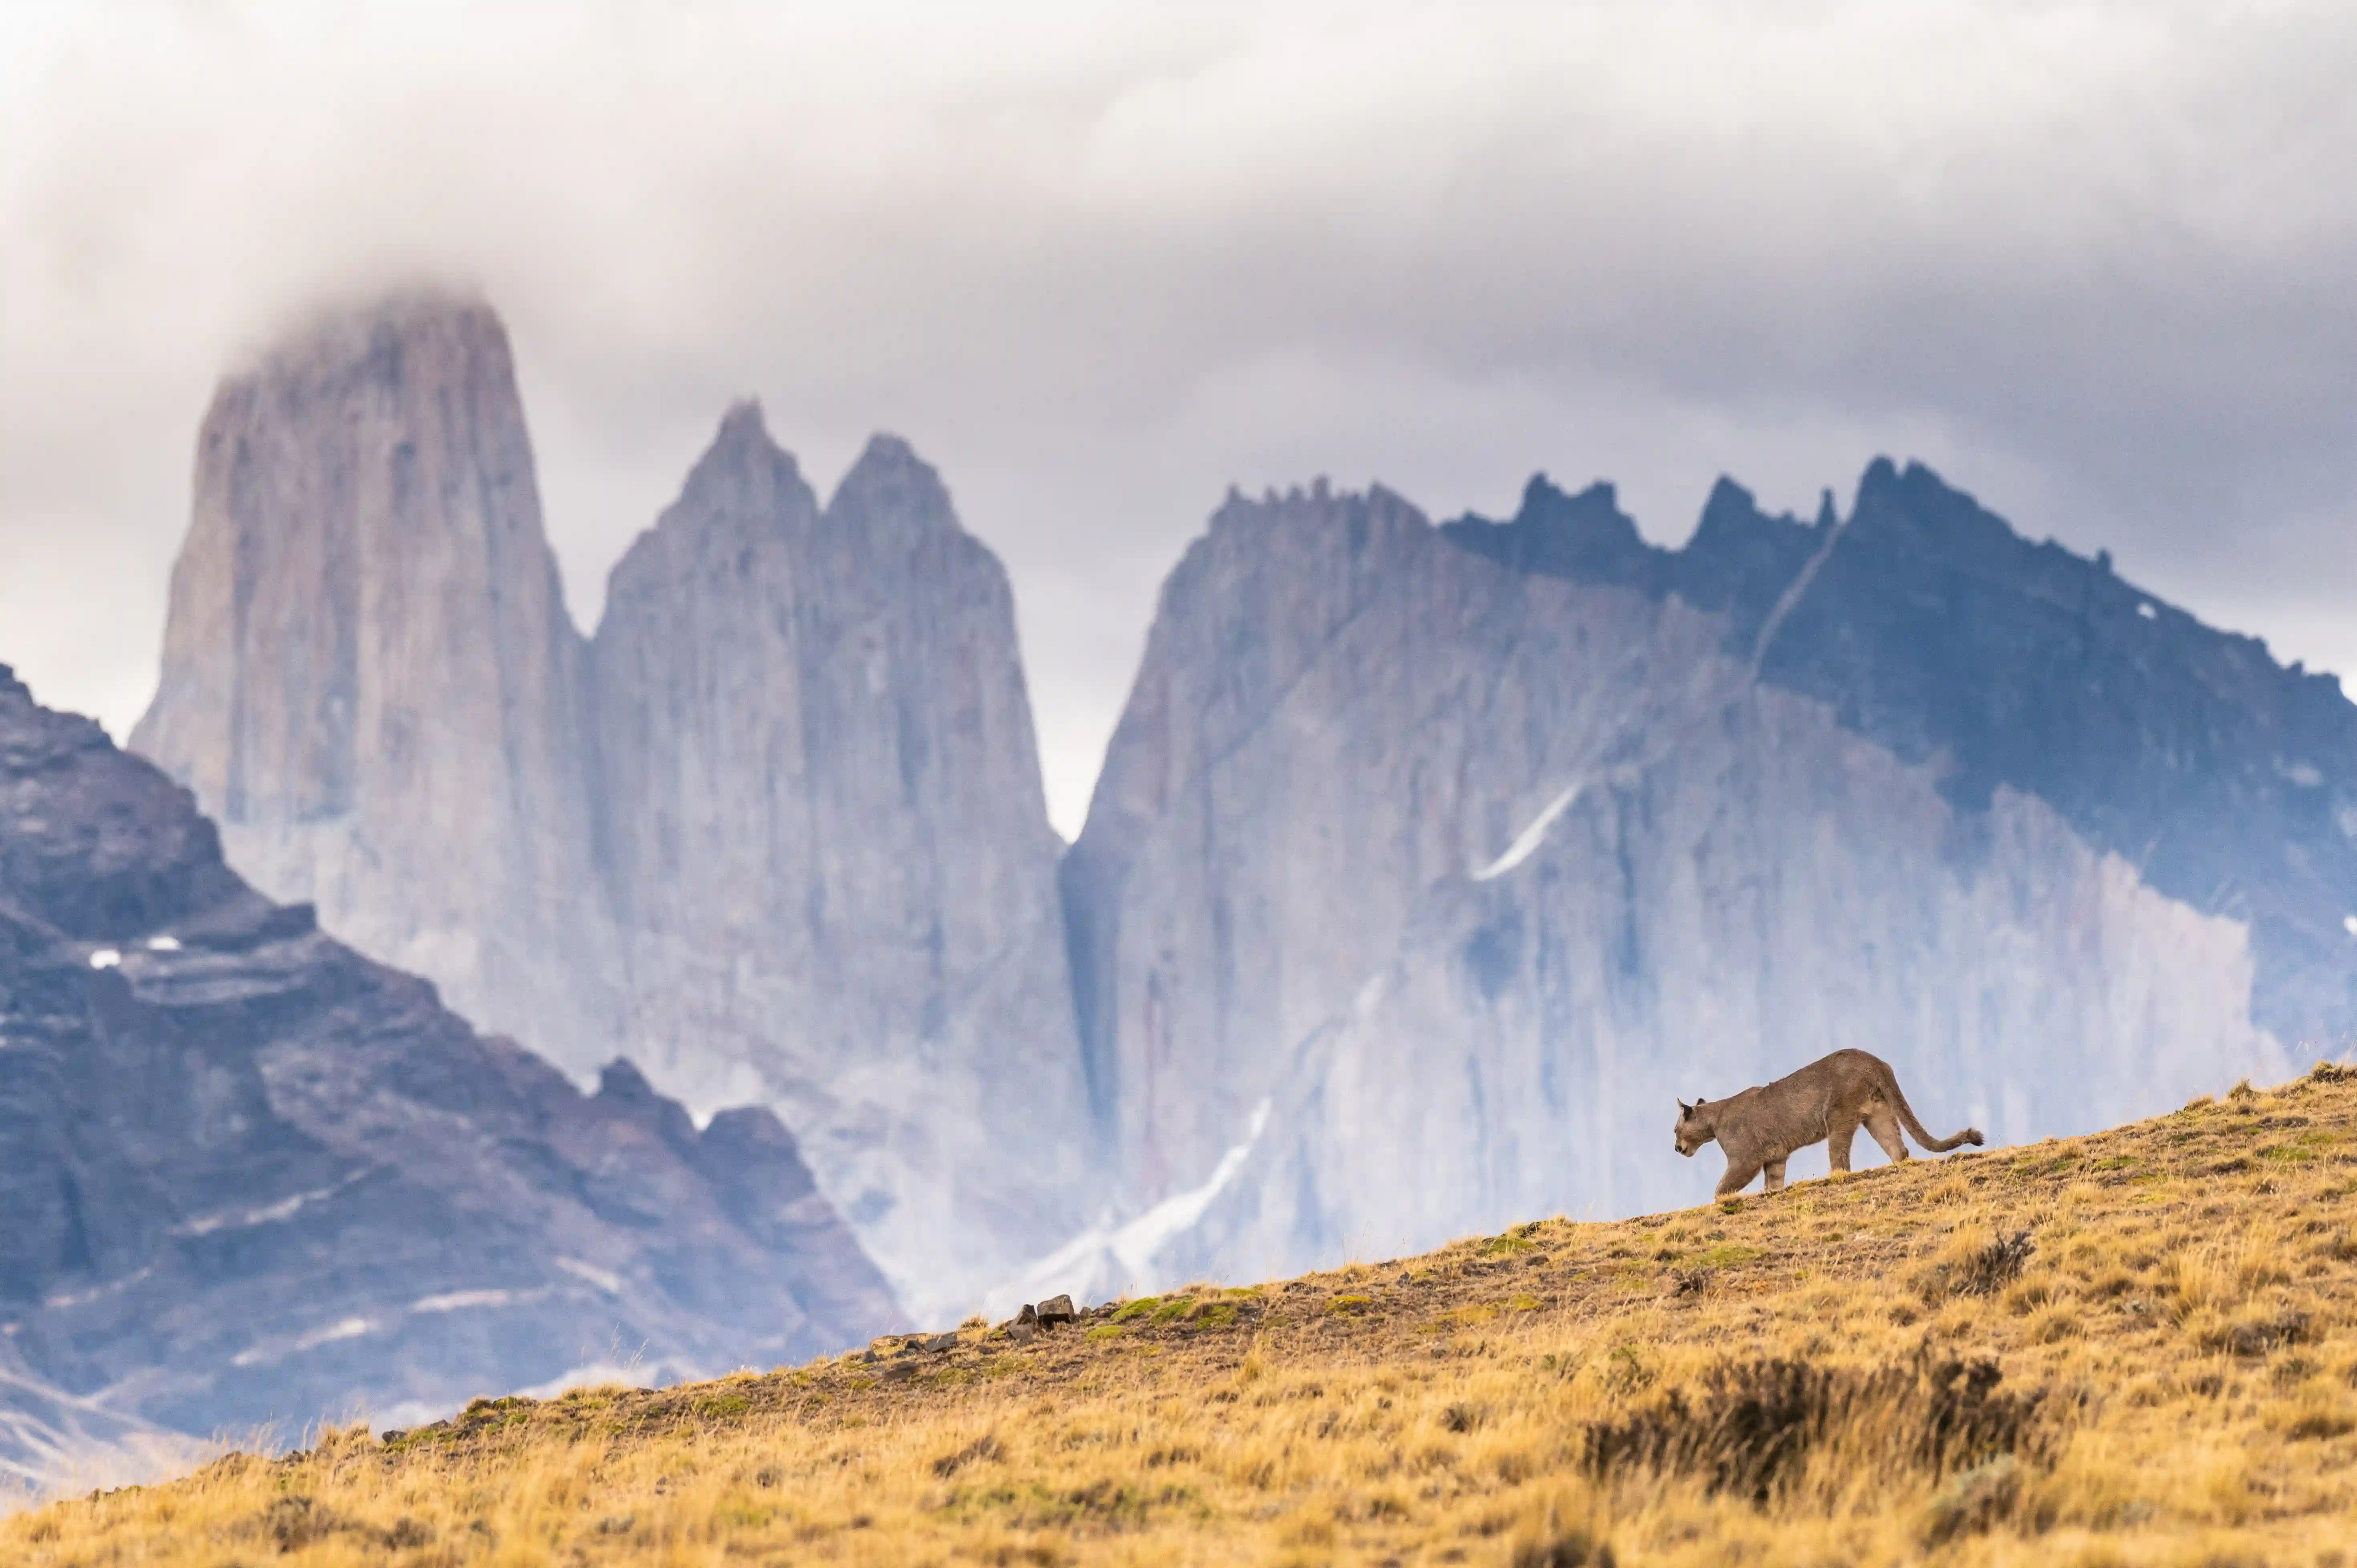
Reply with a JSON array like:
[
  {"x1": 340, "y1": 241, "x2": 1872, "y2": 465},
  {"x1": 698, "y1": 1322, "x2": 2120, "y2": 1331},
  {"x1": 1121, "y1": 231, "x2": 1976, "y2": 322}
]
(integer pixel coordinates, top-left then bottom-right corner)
[{"x1": 1674, "y1": 1048, "x2": 1984, "y2": 1198}]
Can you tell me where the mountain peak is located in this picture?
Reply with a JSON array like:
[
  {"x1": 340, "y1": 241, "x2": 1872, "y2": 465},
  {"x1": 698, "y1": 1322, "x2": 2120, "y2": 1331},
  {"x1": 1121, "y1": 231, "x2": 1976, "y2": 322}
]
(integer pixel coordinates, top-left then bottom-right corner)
[
  {"x1": 1683, "y1": 476, "x2": 1810, "y2": 571},
  {"x1": 1848, "y1": 456, "x2": 1998, "y2": 536},
  {"x1": 1699, "y1": 474, "x2": 1763, "y2": 524},
  {"x1": 590, "y1": 409, "x2": 1088, "y2": 1313},
  {"x1": 713, "y1": 397, "x2": 771, "y2": 448},
  {"x1": 852, "y1": 430, "x2": 924, "y2": 472},
  {"x1": 839, "y1": 431, "x2": 935, "y2": 487},
  {"x1": 1846, "y1": 456, "x2": 2024, "y2": 567},
  {"x1": 596, "y1": 1056, "x2": 662, "y2": 1105},
  {"x1": 671, "y1": 399, "x2": 811, "y2": 523},
  {"x1": 1438, "y1": 474, "x2": 1651, "y2": 589},
  {"x1": 827, "y1": 432, "x2": 959, "y2": 538},
  {"x1": 240, "y1": 286, "x2": 511, "y2": 399},
  {"x1": 131, "y1": 276, "x2": 606, "y2": 1077},
  {"x1": 1856, "y1": 453, "x2": 1903, "y2": 500}
]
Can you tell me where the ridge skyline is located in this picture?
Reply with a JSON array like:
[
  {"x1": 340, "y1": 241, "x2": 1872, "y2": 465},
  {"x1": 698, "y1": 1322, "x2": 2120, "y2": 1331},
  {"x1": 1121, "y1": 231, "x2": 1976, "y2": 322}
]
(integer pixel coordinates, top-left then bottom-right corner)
[
  {"x1": 12, "y1": 4, "x2": 2357, "y2": 859},
  {"x1": 68, "y1": 288, "x2": 2340, "y2": 849},
  {"x1": 50, "y1": 286, "x2": 2357, "y2": 1324}
]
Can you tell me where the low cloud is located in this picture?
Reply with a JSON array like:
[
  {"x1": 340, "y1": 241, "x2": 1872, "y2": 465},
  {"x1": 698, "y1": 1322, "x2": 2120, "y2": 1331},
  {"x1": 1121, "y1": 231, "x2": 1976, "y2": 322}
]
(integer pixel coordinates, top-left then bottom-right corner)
[{"x1": 4, "y1": 0, "x2": 2353, "y2": 832}]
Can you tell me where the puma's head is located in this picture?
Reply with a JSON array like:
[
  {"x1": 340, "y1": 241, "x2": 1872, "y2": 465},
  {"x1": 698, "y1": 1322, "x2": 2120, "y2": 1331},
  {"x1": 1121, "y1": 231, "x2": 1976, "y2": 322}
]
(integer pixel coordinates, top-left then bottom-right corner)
[{"x1": 1674, "y1": 1097, "x2": 1716, "y2": 1157}]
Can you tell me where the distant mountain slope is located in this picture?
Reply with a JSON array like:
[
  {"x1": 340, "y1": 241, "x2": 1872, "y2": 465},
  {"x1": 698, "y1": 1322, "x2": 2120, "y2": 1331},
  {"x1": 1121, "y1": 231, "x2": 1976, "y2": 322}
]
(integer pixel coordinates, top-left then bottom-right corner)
[
  {"x1": 1445, "y1": 460, "x2": 2357, "y2": 1046},
  {"x1": 121, "y1": 289, "x2": 2355, "y2": 1322},
  {"x1": 589, "y1": 407, "x2": 1092, "y2": 1308},
  {"x1": 129, "y1": 297, "x2": 1094, "y2": 1318},
  {"x1": 0, "y1": 664, "x2": 895, "y2": 1468},
  {"x1": 1061, "y1": 468, "x2": 2309, "y2": 1290},
  {"x1": 128, "y1": 292, "x2": 618, "y2": 1084}
]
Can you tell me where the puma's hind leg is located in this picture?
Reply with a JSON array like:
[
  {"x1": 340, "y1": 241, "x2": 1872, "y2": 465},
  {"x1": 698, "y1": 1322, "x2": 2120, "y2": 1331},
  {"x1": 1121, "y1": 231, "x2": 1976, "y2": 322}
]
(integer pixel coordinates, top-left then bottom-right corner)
[
  {"x1": 1763, "y1": 1158, "x2": 1788, "y2": 1194},
  {"x1": 1865, "y1": 1106, "x2": 1911, "y2": 1164},
  {"x1": 1827, "y1": 1114, "x2": 1861, "y2": 1173},
  {"x1": 1715, "y1": 1157, "x2": 1763, "y2": 1199}
]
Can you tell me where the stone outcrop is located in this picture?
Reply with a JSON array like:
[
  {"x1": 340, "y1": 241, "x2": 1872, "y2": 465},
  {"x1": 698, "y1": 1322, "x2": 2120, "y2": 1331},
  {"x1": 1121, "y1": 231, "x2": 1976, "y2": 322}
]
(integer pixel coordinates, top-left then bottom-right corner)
[
  {"x1": 0, "y1": 665, "x2": 896, "y2": 1470},
  {"x1": 588, "y1": 405, "x2": 1092, "y2": 1310},
  {"x1": 1060, "y1": 470, "x2": 2313, "y2": 1289},
  {"x1": 129, "y1": 291, "x2": 618, "y2": 1078}
]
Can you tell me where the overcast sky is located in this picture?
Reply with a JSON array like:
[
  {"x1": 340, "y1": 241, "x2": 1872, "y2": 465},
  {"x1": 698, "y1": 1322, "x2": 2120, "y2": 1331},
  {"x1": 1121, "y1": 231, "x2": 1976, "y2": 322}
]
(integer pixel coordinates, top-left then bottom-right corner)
[{"x1": 4, "y1": 1, "x2": 2354, "y2": 836}]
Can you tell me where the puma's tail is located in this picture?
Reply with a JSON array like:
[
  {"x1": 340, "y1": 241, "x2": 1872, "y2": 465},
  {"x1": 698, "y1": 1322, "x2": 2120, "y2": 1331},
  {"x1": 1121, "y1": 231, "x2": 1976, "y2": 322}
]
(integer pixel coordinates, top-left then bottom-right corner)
[{"x1": 1885, "y1": 1065, "x2": 1984, "y2": 1153}]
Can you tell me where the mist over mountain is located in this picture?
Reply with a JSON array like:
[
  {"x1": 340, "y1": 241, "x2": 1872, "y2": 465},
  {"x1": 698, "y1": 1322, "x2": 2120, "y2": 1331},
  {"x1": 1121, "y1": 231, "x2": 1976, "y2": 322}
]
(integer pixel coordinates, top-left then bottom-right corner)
[
  {"x1": 106, "y1": 286, "x2": 2357, "y2": 1336},
  {"x1": 129, "y1": 294, "x2": 621, "y2": 1092},
  {"x1": 0, "y1": 662, "x2": 893, "y2": 1481},
  {"x1": 130, "y1": 296, "x2": 1095, "y2": 1320}
]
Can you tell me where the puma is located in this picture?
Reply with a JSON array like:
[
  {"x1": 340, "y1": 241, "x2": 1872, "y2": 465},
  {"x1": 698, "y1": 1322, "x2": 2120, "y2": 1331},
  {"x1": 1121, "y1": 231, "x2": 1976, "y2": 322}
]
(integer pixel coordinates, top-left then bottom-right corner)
[{"x1": 1674, "y1": 1048, "x2": 1984, "y2": 1198}]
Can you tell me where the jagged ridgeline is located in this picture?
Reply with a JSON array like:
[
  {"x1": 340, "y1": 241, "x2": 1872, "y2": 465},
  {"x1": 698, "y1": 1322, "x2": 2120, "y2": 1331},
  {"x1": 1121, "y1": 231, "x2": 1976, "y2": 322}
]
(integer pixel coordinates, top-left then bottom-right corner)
[
  {"x1": 1058, "y1": 470, "x2": 2353, "y2": 1296},
  {"x1": 128, "y1": 290, "x2": 2357, "y2": 1324},
  {"x1": 0, "y1": 665, "x2": 896, "y2": 1483}
]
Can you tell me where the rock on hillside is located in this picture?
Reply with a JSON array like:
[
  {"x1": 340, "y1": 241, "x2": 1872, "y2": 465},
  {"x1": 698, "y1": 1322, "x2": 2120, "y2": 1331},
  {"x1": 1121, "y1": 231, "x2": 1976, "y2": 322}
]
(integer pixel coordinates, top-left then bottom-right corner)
[
  {"x1": 0, "y1": 664, "x2": 895, "y2": 1469},
  {"x1": 589, "y1": 406, "x2": 1092, "y2": 1304},
  {"x1": 129, "y1": 290, "x2": 618, "y2": 1079},
  {"x1": 1061, "y1": 471, "x2": 2304, "y2": 1290}
]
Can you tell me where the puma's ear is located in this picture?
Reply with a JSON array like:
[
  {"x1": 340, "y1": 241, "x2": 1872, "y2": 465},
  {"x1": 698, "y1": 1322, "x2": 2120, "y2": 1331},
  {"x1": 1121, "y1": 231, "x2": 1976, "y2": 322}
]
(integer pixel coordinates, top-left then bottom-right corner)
[{"x1": 1677, "y1": 1098, "x2": 1692, "y2": 1116}]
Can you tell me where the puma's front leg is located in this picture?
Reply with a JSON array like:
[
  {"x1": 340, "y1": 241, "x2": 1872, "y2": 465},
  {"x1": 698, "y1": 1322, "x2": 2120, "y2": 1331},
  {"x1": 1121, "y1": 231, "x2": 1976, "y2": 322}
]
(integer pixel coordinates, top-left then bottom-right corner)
[
  {"x1": 1715, "y1": 1158, "x2": 1763, "y2": 1199},
  {"x1": 1763, "y1": 1158, "x2": 1788, "y2": 1194}
]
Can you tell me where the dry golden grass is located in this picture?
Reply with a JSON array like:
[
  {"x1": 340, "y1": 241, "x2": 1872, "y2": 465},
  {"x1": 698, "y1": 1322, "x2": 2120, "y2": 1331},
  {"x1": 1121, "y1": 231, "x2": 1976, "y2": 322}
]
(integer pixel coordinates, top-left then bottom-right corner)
[{"x1": 15, "y1": 1065, "x2": 2357, "y2": 1566}]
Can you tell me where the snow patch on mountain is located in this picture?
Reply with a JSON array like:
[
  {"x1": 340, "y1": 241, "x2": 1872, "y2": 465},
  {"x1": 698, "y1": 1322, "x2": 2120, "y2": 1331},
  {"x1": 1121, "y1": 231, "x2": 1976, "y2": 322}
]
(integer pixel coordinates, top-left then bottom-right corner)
[{"x1": 983, "y1": 1100, "x2": 1273, "y2": 1317}]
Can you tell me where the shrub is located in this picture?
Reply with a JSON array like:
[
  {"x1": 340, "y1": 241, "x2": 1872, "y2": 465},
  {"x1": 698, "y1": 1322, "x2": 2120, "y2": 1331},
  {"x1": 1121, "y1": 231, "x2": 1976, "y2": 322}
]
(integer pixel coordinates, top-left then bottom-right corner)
[
  {"x1": 2196, "y1": 1310, "x2": 2312, "y2": 1358},
  {"x1": 1580, "y1": 1354, "x2": 2048, "y2": 1507},
  {"x1": 931, "y1": 1435, "x2": 1003, "y2": 1477},
  {"x1": 1954, "y1": 1231, "x2": 2036, "y2": 1296},
  {"x1": 1512, "y1": 1527, "x2": 1617, "y2": 1567}
]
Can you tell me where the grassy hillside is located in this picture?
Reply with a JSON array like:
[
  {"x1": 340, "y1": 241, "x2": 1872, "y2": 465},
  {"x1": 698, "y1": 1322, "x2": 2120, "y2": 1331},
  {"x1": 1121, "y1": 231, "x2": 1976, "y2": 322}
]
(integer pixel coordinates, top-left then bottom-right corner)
[{"x1": 14, "y1": 1066, "x2": 2357, "y2": 1566}]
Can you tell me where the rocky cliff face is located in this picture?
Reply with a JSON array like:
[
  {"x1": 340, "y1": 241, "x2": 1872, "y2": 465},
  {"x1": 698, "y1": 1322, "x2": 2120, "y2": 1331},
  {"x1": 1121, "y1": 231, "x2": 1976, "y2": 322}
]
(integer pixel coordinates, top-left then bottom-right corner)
[
  {"x1": 129, "y1": 292, "x2": 617, "y2": 1079},
  {"x1": 1059, "y1": 470, "x2": 2313, "y2": 1292},
  {"x1": 0, "y1": 664, "x2": 894, "y2": 1475},
  {"x1": 589, "y1": 407, "x2": 1091, "y2": 1305},
  {"x1": 133, "y1": 299, "x2": 1092, "y2": 1318},
  {"x1": 1447, "y1": 461, "x2": 2357, "y2": 1049},
  {"x1": 131, "y1": 290, "x2": 2351, "y2": 1318}
]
